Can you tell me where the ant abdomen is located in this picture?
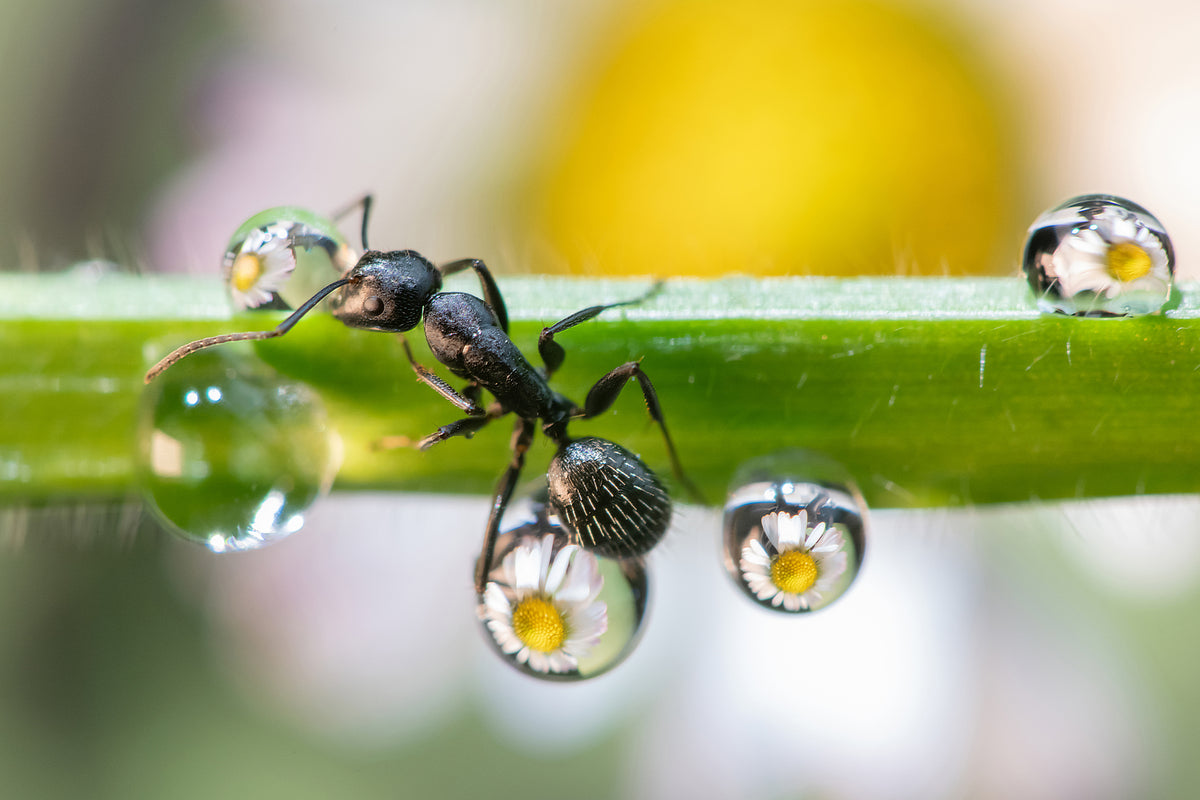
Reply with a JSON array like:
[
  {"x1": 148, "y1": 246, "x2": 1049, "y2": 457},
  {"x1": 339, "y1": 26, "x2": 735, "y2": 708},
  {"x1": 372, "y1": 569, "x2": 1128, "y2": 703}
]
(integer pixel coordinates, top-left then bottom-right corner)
[{"x1": 547, "y1": 436, "x2": 671, "y2": 559}]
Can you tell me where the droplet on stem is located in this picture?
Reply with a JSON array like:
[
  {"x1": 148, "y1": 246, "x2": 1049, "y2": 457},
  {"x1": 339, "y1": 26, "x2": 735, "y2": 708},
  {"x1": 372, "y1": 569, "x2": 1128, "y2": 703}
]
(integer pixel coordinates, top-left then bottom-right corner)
[
  {"x1": 223, "y1": 207, "x2": 357, "y2": 312},
  {"x1": 138, "y1": 349, "x2": 340, "y2": 552},
  {"x1": 1022, "y1": 194, "x2": 1174, "y2": 317}
]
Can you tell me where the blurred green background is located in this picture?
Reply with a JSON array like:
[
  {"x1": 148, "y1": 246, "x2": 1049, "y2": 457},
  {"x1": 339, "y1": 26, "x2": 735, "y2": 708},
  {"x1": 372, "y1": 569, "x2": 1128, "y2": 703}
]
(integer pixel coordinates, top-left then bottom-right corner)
[{"x1": 3, "y1": 0, "x2": 1200, "y2": 797}]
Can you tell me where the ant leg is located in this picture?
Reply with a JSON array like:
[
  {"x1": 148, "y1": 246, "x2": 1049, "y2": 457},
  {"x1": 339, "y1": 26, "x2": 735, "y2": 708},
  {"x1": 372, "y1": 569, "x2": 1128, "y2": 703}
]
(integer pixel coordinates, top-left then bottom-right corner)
[
  {"x1": 399, "y1": 336, "x2": 485, "y2": 416},
  {"x1": 579, "y1": 361, "x2": 704, "y2": 503},
  {"x1": 330, "y1": 194, "x2": 374, "y2": 250},
  {"x1": 537, "y1": 282, "x2": 662, "y2": 380},
  {"x1": 475, "y1": 417, "x2": 535, "y2": 593},
  {"x1": 439, "y1": 258, "x2": 509, "y2": 334},
  {"x1": 374, "y1": 415, "x2": 495, "y2": 452}
]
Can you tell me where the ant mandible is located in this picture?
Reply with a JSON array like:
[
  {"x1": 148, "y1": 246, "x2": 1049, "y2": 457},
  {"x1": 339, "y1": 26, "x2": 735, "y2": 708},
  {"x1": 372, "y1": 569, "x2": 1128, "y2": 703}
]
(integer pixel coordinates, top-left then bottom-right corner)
[{"x1": 145, "y1": 197, "x2": 698, "y2": 592}]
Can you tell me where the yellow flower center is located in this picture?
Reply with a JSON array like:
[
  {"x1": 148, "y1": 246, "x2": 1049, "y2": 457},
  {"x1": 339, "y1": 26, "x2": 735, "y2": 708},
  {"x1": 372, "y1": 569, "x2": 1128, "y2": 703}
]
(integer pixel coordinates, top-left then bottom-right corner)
[
  {"x1": 770, "y1": 550, "x2": 818, "y2": 595},
  {"x1": 1105, "y1": 241, "x2": 1153, "y2": 283},
  {"x1": 511, "y1": 596, "x2": 567, "y2": 653},
  {"x1": 231, "y1": 252, "x2": 265, "y2": 292}
]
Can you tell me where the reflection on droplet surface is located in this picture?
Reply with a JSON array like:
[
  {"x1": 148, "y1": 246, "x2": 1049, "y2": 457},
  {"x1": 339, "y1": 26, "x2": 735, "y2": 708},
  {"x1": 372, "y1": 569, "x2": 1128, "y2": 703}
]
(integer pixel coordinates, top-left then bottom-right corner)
[
  {"x1": 223, "y1": 207, "x2": 357, "y2": 311},
  {"x1": 1023, "y1": 194, "x2": 1174, "y2": 317},
  {"x1": 138, "y1": 349, "x2": 339, "y2": 552},
  {"x1": 477, "y1": 493, "x2": 649, "y2": 681},
  {"x1": 724, "y1": 452, "x2": 867, "y2": 613}
]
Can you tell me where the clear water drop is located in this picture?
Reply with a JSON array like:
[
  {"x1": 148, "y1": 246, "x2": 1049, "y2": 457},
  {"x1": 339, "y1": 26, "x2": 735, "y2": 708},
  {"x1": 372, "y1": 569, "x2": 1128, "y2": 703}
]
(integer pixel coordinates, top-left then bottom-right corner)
[
  {"x1": 223, "y1": 206, "x2": 357, "y2": 311},
  {"x1": 1023, "y1": 194, "x2": 1174, "y2": 317},
  {"x1": 477, "y1": 491, "x2": 649, "y2": 681},
  {"x1": 138, "y1": 349, "x2": 340, "y2": 552},
  {"x1": 724, "y1": 451, "x2": 867, "y2": 613}
]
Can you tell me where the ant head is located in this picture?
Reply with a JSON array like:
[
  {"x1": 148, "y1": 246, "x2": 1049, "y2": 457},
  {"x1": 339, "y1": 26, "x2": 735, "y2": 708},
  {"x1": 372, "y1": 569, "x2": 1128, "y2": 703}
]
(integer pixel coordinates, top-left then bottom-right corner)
[{"x1": 331, "y1": 250, "x2": 443, "y2": 332}]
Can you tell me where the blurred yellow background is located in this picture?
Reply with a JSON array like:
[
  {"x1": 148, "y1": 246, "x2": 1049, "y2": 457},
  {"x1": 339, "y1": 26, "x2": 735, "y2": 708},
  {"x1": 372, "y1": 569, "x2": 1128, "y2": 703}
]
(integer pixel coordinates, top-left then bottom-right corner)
[{"x1": 3, "y1": 1, "x2": 1200, "y2": 798}]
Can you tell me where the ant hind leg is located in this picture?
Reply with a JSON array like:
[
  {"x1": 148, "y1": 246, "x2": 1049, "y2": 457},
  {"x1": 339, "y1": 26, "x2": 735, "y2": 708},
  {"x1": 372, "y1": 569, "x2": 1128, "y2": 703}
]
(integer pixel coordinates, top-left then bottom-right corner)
[
  {"x1": 579, "y1": 361, "x2": 704, "y2": 503},
  {"x1": 537, "y1": 282, "x2": 663, "y2": 380}
]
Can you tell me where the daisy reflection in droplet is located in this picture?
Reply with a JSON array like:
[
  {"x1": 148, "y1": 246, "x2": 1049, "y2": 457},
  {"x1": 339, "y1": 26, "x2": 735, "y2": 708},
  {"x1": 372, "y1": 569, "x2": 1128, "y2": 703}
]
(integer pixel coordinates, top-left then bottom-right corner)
[
  {"x1": 1051, "y1": 205, "x2": 1171, "y2": 302},
  {"x1": 740, "y1": 508, "x2": 848, "y2": 612},
  {"x1": 225, "y1": 222, "x2": 297, "y2": 309},
  {"x1": 481, "y1": 533, "x2": 607, "y2": 675}
]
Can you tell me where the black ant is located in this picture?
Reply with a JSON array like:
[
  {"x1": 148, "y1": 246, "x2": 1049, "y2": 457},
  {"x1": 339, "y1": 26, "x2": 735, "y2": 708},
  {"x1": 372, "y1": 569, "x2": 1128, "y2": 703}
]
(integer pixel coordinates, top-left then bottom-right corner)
[{"x1": 145, "y1": 197, "x2": 698, "y2": 592}]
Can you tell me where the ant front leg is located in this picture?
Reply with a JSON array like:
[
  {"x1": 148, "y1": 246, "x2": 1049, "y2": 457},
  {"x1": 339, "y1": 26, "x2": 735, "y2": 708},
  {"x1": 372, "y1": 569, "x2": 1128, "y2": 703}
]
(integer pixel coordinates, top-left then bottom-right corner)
[
  {"x1": 330, "y1": 193, "x2": 374, "y2": 250},
  {"x1": 475, "y1": 417, "x2": 535, "y2": 594},
  {"x1": 439, "y1": 258, "x2": 509, "y2": 334},
  {"x1": 580, "y1": 361, "x2": 704, "y2": 503},
  {"x1": 399, "y1": 336, "x2": 485, "y2": 416},
  {"x1": 537, "y1": 282, "x2": 663, "y2": 381},
  {"x1": 374, "y1": 415, "x2": 494, "y2": 452}
]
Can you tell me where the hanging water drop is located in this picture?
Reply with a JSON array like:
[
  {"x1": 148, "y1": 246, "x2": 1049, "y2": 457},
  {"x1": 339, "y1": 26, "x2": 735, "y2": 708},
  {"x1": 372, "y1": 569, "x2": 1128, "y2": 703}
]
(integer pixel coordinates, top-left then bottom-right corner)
[
  {"x1": 476, "y1": 491, "x2": 649, "y2": 681},
  {"x1": 1022, "y1": 194, "x2": 1174, "y2": 317},
  {"x1": 724, "y1": 452, "x2": 867, "y2": 613},
  {"x1": 223, "y1": 207, "x2": 357, "y2": 312},
  {"x1": 138, "y1": 349, "x2": 340, "y2": 552}
]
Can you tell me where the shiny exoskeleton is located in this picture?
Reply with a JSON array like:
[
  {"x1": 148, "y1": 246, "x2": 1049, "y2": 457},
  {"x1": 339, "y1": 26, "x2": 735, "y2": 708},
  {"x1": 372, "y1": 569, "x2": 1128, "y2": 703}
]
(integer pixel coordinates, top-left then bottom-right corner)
[{"x1": 145, "y1": 198, "x2": 695, "y2": 591}]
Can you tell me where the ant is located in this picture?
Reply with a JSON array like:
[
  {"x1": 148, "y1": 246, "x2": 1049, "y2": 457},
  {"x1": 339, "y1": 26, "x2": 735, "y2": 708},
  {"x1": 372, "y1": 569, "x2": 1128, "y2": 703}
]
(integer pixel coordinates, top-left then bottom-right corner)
[{"x1": 146, "y1": 197, "x2": 699, "y2": 592}]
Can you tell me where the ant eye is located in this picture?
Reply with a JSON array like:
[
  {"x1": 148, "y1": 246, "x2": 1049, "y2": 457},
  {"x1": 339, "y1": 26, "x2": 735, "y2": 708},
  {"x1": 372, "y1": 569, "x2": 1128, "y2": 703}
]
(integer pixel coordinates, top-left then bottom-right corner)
[{"x1": 364, "y1": 296, "x2": 385, "y2": 316}]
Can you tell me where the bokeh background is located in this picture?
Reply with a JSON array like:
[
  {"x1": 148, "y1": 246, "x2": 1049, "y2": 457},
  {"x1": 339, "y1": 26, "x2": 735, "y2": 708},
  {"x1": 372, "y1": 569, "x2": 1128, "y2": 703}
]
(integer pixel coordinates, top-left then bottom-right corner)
[{"x1": 3, "y1": 0, "x2": 1200, "y2": 797}]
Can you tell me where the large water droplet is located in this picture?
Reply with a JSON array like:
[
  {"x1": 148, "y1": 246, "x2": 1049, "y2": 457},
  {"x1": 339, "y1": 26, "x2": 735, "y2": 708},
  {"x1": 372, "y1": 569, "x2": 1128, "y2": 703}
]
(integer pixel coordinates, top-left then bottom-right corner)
[
  {"x1": 138, "y1": 349, "x2": 340, "y2": 552},
  {"x1": 1023, "y1": 194, "x2": 1174, "y2": 317},
  {"x1": 223, "y1": 207, "x2": 357, "y2": 311},
  {"x1": 724, "y1": 451, "x2": 867, "y2": 613},
  {"x1": 477, "y1": 492, "x2": 649, "y2": 681}
]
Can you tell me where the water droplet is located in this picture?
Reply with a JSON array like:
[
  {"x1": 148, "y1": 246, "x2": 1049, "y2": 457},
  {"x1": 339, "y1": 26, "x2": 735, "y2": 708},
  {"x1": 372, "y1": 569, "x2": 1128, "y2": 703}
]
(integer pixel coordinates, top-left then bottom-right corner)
[
  {"x1": 724, "y1": 452, "x2": 867, "y2": 613},
  {"x1": 138, "y1": 349, "x2": 340, "y2": 552},
  {"x1": 1023, "y1": 194, "x2": 1174, "y2": 317},
  {"x1": 477, "y1": 492, "x2": 649, "y2": 681},
  {"x1": 223, "y1": 207, "x2": 357, "y2": 312}
]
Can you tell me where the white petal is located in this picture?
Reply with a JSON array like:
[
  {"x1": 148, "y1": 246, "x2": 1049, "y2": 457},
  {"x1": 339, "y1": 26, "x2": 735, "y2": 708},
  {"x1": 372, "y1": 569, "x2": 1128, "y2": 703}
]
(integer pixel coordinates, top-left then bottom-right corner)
[
  {"x1": 258, "y1": 246, "x2": 296, "y2": 287},
  {"x1": 555, "y1": 549, "x2": 602, "y2": 605},
  {"x1": 809, "y1": 524, "x2": 845, "y2": 554},
  {"x1": 545, "y1": 651, "x2": 576, "y2": 673},
  {"x1": 761, "y1": 515, "x2": 779, "y2": 550},
  {"x1": 776, "y1": 510, "x2": 806, "y2": 548},
  {"x1": 482, "y1": 582, "x2": 512, "y2": 620},
  {"x1": 815, "y1": 550, "x2": 849, "y2": 585},
  {"x1": 804, "y1": 521, "x2": 827, "y2": 550},
  {"x1": 748, "y1": 575, "x2": 778, "y2": 601},
  {"x1": 544, "y1": 543, "x2": 579, "y2": 596},
  {"x1": 487, "y1": 621, "x2": 524, "y2": 655},
  {"x1": 566, "y1": 600, "x2": 608, "y2": 641},
  {"x1": 1069, "y1": 228, "x2": 1109, "y2": 256},
  {"x1": 1108, "y1": 217, "x2": 1137, "y2": 242},
  {"x1": 741, "y1": 538, "x2": 770, "y2": 566},
  {"x1": 526, "y1": 650, "x2": 550, "y2": 673},
  {"x1": 496, "y1": 547, "x2": 520, "y2": 588},
  {"x1": 512, "y1": 539, "x2": 543, "y2": 591},
  {"x1": 536, "y1": 534, "x2": 556, "y2": 592}
]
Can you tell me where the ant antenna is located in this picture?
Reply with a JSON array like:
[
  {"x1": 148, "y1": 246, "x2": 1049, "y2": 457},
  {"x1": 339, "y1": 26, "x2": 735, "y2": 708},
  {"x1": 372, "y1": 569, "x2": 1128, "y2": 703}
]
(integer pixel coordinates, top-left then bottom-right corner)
[{"x1": 144, "y1": 277, "x2": 352, "y2": 384}]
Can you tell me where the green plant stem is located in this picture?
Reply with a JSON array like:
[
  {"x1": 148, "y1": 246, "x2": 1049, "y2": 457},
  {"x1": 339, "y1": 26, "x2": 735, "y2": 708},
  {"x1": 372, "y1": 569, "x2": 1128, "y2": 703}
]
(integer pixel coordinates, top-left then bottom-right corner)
[{"x1": 5, "y1": 272, "x2": 1200, "y2": 509}]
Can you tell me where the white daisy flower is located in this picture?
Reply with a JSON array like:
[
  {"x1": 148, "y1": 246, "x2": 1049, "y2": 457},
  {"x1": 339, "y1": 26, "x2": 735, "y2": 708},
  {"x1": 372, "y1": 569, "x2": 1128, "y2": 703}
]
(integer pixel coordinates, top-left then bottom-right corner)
[
  {"x1": 1050, "y1": 207, "x2": 1171, "y2": 303},
  {"x1": 224, "y1": 222, "x2": 297, "y2": 309},
  {"x1": 480, "y1": 533, "x2": 607, "y2": 674},
  {"x1": 740, "y1": 508, "x2": 848, "y2": 612}
]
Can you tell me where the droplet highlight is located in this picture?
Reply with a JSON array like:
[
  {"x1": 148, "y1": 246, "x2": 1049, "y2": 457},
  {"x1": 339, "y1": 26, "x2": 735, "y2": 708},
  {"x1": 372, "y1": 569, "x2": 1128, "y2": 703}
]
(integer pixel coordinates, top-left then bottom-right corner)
[
  {"x1": 724, "y1": 452, "x2": 867, "y2": 613},
  {"x1": 1023, "y1": 194, "x2": 1174, "y2": 317},
  {"x1": 223, "y1": 207, "x2": 357, "y2": 311},
  {"x1": 477, "y1": 493, "x2": 649, "y2": 681},
  {"x1": 138, "y1": 349, "x2": 340, "y2": 552}
]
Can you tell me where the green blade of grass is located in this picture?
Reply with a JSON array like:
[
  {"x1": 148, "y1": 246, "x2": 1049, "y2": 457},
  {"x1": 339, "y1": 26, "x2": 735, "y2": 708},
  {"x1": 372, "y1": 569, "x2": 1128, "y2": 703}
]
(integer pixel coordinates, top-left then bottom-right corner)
[{"x1": 4, "y1": 271, "x2": 1200, "y2": 509}]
